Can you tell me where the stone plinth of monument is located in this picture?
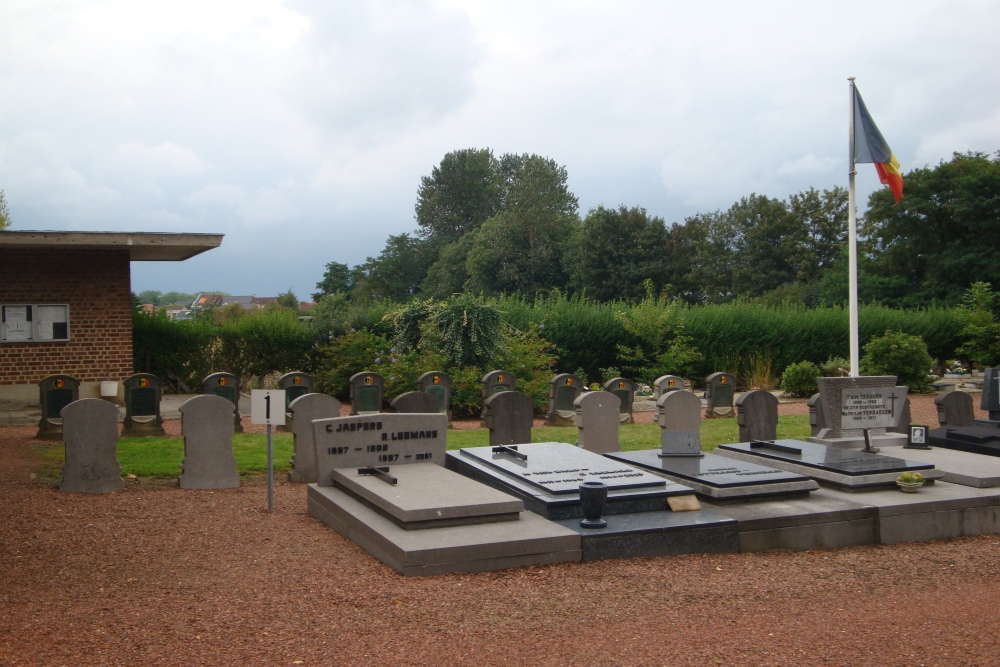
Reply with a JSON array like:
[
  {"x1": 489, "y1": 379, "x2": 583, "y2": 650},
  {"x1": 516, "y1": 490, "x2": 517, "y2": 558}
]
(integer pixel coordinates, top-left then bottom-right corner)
[{"x1": 807, "y1": 377, "x2": 908, "y2": 449}]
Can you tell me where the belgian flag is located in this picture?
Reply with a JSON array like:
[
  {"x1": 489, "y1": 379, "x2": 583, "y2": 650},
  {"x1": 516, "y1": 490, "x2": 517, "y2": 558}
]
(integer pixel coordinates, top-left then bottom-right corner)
[{"x1": 853, "y1": 86, "x2": 903, "y2": 203}]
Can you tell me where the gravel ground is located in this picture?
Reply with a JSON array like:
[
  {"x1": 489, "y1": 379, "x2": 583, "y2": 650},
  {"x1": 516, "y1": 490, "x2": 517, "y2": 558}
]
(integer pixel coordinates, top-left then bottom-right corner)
[{"x1": 3, "y1": 394, "x2": 1000, "y2": 666}]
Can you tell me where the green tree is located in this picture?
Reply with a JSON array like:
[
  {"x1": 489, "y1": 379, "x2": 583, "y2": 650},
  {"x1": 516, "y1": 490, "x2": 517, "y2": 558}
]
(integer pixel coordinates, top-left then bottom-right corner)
[
  {"x1": 0, "y1": 189, "x2": 10, "y2": 230},
  {"x1": 859, "y1": 330, "x2": 934, "y2": 391},
  {"x1": 789, "y1": 186, "x2": 848, "y2": 283},
  {"x1": 313, "y1": 261, "x2": 354, "y2": 302},
  {"x1": 862, "y1": 151, "x2": 1000, "y2": 306},
  {"x1": 956, "y1": 281, "x2": 1000, "y2": 367},
  {"x1": 727, "y1": 193, "x2": 807, "y2": 297},
  {"x1": 273, "y1": 289, "x2": 299, "y2": 310},
  {"x1": 421, "y1": 231, "x2": 478, "y2": 298},
  {"x1": 415, "y1": 148, "x2": 504, "y2": 244},
  {"x1": 352, "y1": 233, "x2": 433, "y2": 302},
  {"x1": 135, "y1": 290, "x2": 163, "y2": 306},
  {"x1": 567, "y1": 205, "x2": 669, "y2": 302}
]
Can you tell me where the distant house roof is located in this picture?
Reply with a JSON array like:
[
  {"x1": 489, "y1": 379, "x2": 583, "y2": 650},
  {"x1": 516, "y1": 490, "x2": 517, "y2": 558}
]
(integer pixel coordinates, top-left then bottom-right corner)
[
  {"x1": 192, "y1": 293, "x2": 225, "y2": 309},
  {"x1": 0, "y1": 230, "x2": 223, "y2": 261},
  {"x1": 222, "y1": 296, "x2": 256, "y2": 308},
  {"x1": 251, "y1": 296, "x2": 276, "y2": 307}
]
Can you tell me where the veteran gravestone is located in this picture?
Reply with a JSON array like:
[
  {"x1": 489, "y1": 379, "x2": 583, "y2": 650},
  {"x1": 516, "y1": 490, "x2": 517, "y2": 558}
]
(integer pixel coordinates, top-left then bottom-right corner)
[
  {"x1": 978, "y1": 367, "x2": 1000, "y2": 424},
  {"x1": 936, "y1": 390, "x2": 975, "y2": 427},
  {"x1": 277, "y1": 371, "x2": 313, "y2": 409},
  {"x1": 485, "y1": 390, "x2": 534, "y2": 447},
  {"x1": 480, "y1": 370, "x2": 516, "y2": 421},
  {"x1": 179, "y1": 394, "x2": 239, "y2": 490},
  {"x1": 736, "y1": 390, "x2": 778, "y2": 442},
  {"x1": 545, "y1": 373, "x2": 583, "y2": 426},
  {"x1": 417, "y1": 371, "x2": 452, "y2": 416},
  {"x1": 122, "y1": 373, "x2": 165, "y2": 436},
  {"x1": 809, "y1": 376, "x2": 908, "y2": 449},
  {"x1": 390, "y1": 391, "x2": 440, "y2": 414},
  {"x1": 653, "y1": 375, "x2": 685, "y2": 400},
  {"x1": 37, "y1": 374, "x2": 81, "y2": 440},
  {"x1": 288, "y1": 392, "x2": 342, "y2": 483},
  {"x1": 603, "y1": 377, "x2": 636, "y2": 424},
  {"x1": 59, "y1": 399, "x2": 124, "y2": 493},
  {"x1": 203, "y1": 372, "x2": 242, "y2": 433},
  {"x1": 704, "y1": 372, "x2": 736, "y2": 418},
  {"x1": 658, "y1": 389, "x2": 704, "y2": 457},
  {"x1": 349, "y1": 371, "x2": 385, "y2": 415},
  {"x1": 575, "y1": 391, "x2": 621, "y2": 454}
]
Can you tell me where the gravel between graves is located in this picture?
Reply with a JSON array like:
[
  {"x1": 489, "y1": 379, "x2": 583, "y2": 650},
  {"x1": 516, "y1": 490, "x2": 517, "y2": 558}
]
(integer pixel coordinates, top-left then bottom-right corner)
[{"x1": 3, "y1": 394, "x2": 1000, "y2": 666}]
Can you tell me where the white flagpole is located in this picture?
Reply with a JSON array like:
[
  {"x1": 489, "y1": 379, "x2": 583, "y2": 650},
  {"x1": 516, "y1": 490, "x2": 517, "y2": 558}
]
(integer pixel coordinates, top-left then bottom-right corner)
[{"x1": 847, "y1": 77, "x2": 860, "y2": 377}]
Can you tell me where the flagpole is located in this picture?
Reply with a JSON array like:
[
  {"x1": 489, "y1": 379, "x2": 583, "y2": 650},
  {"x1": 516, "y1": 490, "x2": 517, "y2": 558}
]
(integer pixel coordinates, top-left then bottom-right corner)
[{"x1": 847, "y1": 77, "x2": 860, "y2": 377}]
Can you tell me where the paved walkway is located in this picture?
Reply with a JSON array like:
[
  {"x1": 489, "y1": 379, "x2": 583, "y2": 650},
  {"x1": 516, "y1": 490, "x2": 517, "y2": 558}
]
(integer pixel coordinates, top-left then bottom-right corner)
[{"x1": 0, "y1": 393, "x2": 251, "y2": 427}]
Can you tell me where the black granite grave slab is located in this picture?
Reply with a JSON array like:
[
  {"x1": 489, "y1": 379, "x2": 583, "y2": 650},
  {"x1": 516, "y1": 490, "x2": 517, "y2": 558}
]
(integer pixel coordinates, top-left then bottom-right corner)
[
  {"x1": 716, "y1": 439, "x2": 944, "y2": 490},
  {"x1": 554, "y1": 508, "x2": 739, "y2": 561},
  {"x1": 606, "y1": 450, "x2": 819, "y2": 499},
  {"x1": 446, "y1": 442, "x2": 695, "y2": 520},
  {"x1": 928, "y1": 426, "x2": 1000, "y2": 457}
]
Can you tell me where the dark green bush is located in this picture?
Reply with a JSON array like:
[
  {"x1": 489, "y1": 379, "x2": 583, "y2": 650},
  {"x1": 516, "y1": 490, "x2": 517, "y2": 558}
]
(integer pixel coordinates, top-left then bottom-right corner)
[
  {"x1": 859, "y1": 330, "x2": 935, "y2": 391},
  {"x1": 780, "y1": 361, "x2": 821, "y2": 397}
]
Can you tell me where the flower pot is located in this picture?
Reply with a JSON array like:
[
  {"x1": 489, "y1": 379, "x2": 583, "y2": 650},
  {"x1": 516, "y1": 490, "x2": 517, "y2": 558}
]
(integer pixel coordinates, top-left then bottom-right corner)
[
  {"x1": 100, "y1": 380, "x2": 118, "y2": 398},
  {"x1": 897, "y1": 481, "x2": 924, "y2": 493},
  {"x1": 579, "y1": 481, "x2": 608, "y2": 529}
]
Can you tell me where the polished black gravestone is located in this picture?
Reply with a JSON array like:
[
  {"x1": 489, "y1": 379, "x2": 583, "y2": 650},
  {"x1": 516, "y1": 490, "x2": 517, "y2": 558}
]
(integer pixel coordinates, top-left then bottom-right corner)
[
  {"x1": 349, "y1": 371, "x2": 385, "y2": 415},
  {"x1": 445, "y1": 442, "x2": 694, "y2": 519},
  {"x1": 603, "y1": 377, "x2": 636, "y2": 424},
  {"x1": 717, "y1": 439, "x2": 944, "y2": 490},
  {"x1": 277, "y1": 371, "x2": 313, "y2": 409},
  {"x1": 202, "y1": 372, "x2": 242, "y2": 433},
  {"x1": 927, "y1": 426, "x2": 1000, "y2": 457},
  {"x1": 605, "y1": 450, "x2": 818, "y2": 500},
  {"x1": 122, "y1": 373, "x2": 165, "y2": 436},
  {"x1": 417, "y1": 371, "x2": 452, "y2": 416},
  {"x1": 37, "y1": 374, "x2": 80, "y2": 440}
]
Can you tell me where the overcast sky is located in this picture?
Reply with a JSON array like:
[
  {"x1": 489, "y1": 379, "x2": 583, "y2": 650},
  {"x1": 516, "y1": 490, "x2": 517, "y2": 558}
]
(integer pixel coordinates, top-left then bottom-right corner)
[{"x1": 3, "y1": 0, "x2": 999, "y2": 302}]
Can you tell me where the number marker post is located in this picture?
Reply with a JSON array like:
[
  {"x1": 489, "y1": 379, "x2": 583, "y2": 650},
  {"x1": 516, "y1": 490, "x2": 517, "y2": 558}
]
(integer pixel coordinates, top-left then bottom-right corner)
[{"x1": 251, "y1": 390, "x2": 286, "y2": 511}]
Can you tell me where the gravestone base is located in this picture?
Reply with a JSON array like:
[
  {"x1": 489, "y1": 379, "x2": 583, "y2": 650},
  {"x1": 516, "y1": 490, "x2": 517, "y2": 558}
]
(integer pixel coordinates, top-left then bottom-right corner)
[
  {"x1": 717, "y1": 439, "x2": 945, "y2": 491},
  {"x1": 606, "y1": 450, "x2": 819, "y2": 500},
  {"x1": 122, "y1": 417, "x2": 165, "y2": 438},
  {"x1": 807, "y1": 433, "x2": 908, "y2": 449},
  {"x1": 882, "y1": 445, "x2": 1000, "y2": 488},
  {"x1": 553, "y1": 509, "x2": 739, "y2": 561},
  {"x1": 307, "y1": 484, "x2": 581, "y2": 576},
  {"x1": 928, "y1": 426, "x2": 1000, "y2": 458},
  {"x1": 36, "y1": 419, "x2": 65, "y2": 441},
  {"x1": 544, "y1": 411, "x2": 575, "y2": 427}
]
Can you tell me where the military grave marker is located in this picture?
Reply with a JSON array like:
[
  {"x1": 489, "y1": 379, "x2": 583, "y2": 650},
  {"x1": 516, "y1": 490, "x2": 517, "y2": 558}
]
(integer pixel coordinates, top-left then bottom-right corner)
[
  {"x1": 545, "y1": 373, "x2": 583, "y2": 426},
  {"x1": 37, "y1": 374, "x2": 80, "y2": 440},
  {"x1": 603, "y1": 377, "x2": 636, "y2": 423},
  {"x1": 349, "y1": 371, "x2": 385, "y2": 415},
  {"x1": 59, "y1": 399, "x2": 124, "y2": 493},
  {"x1": 179, "y1": 394, "x2": 239, "y2": 490},
  {"x1": 122, "y1": 373, "x2": 164, "y2": 436},
  {"x1": 202, "y1": 372, "x2": 242, "y2": 433}
]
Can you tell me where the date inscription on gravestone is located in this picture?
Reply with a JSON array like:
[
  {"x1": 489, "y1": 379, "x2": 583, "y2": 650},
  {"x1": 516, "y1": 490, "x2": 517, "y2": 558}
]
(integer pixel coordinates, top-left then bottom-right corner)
[{"x1": 840, "y1": 387, "x2": 908, "y2": 430}]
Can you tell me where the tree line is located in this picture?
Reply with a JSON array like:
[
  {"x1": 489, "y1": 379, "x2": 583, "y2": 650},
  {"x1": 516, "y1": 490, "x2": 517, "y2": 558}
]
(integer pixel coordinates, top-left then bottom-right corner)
[{"x1": 314, "y1": 149, "x2": 1000, "y2": 308}]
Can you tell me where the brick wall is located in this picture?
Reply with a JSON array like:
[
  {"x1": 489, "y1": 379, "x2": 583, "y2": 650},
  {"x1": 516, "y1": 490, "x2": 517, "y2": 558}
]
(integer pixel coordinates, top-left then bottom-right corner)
[{"x1": 0, "y1": 248, "x2": 133, "y2": 386}]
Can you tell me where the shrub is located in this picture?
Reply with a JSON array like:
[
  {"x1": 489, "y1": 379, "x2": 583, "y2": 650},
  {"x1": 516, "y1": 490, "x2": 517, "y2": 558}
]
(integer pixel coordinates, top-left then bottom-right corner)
[
  {"x1": 859, "y1": 330, "x2": 935, "y2": 392},
  {"x1": 820, "y1": 357, "x2": 851, "y2": 377},
  {"x1": 780, "y1": 361, "x2": 821, "y2": 397}
]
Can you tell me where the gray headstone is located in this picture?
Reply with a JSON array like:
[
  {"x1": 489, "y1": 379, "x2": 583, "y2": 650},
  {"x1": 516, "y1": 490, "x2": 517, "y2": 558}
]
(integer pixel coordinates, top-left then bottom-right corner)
[
  {"x1": 705, "y1": 372, "x2": 737, "y2": 418},
  {"x1": 37, "y1": 374, "x2": 80, "y2": 440},
  {"x1": 417, "y1": 371, "x2": 452, "y2": 415},
  {"x1": 545, "y1": 373, "x2": 583, "y2": 426},
  {"x1": 574, "y1": 391, "x2": 621, "y2": 454},
  {"x1": 179, "y1": 394, "x2": 239, "y2": 490},
  {"x1": 485, "y1": 390, "x2": 534, "y2": 447},
  {"x1": 311, "y1": 413, "x2": 448, "y2": 486},
  {"x1": 936, "y1": 390, "x2": 975, "y2": 427},
  {"x1": 59, "y1": 399, "x2": 123, "y2": 493},
  {"x1": 653, "y1": 375, "x2": 685, "y2": 400},
  {"x1": 122, "y1": 373, "x2": 165, "y2": 437},
  {"x1": 202, "y1": 372, "x2": 243, "y2": 433},
  {"x1": 603, "y1": 377, "x2": 636, "y2": 423},
  {"x1": 982, "y1": 368, "x2": 1000, "y2": 420},
  {"x1": 390, "y1": 391, "x2": 441, "y2": 414},
  {"x1": 288, "y1": 393, "x2": 342, "y2": 484},
  {"x1": 277, "y1": 371, "x2": 314, "y2": 410},
  {"x1": 480, "y1": 369, "x2": 517, "y2": 421},
  {"x1": 657, "y1": 390, "x2": 703, "y2": 457},
  {"x1": 736, "y1": 390, "x2": 778, "y2": 442},
  {"x1": 807, "y1": 393, "x2": 827, "y2": 437},
  {"x1": 816, "y1": 376, "x2": 904, "y2": 438},
  {"x1": 349, "y1": 371, "x2": 385, "y2": 415}
]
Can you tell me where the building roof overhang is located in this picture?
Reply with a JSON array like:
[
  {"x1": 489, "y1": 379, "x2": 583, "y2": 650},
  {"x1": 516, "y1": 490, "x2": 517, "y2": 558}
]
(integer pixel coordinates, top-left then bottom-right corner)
[{"x1": 0, "y1": 231, "x2": 224, "y2": 261}]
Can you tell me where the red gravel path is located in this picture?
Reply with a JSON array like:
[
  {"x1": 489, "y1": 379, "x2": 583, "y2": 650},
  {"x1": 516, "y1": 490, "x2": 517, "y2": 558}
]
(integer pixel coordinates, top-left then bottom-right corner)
[{"x1": 2, "y1": 394, "x2": 999, "y2": 666}]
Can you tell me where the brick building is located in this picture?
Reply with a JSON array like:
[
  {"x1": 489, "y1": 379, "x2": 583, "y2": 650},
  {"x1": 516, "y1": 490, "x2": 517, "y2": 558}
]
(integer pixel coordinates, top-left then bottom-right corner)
[{"x1": 0, "y1": 231, "x2": 222, "y2": 409}]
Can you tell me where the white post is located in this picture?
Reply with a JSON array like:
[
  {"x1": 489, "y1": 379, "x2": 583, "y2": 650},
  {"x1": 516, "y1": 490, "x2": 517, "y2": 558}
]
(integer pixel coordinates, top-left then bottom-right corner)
[{"x1": 847, "y1": 77, "x2": 860, "y2": 378}]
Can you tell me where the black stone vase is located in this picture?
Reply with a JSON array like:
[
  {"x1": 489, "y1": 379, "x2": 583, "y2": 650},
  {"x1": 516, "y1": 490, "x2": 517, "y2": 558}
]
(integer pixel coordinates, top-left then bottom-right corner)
[{"x1": 579, "y1": 480, "x2": 608, "y2": 529}]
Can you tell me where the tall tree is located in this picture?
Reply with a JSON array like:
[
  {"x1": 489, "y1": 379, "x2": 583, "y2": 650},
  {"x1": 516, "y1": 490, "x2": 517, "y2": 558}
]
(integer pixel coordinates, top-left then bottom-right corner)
[
  {"x1": 415, "y1": 148, "x2": 504, "y2": 245},
  {"x1": 726, "y1": 193, "x2": 806, "y2": 297},
  {"x1": 313, "y1": 261, "x2": 354, "y2": 302},
  {"x1": 351, "y1": 233, "x2": 432, "y2": 302},
  {"x1": 0, "y1": 189, "x2": 10, "y2": 230},
  {"x1": 788, "y1": 186, "x2": 848, "y2": 283}
]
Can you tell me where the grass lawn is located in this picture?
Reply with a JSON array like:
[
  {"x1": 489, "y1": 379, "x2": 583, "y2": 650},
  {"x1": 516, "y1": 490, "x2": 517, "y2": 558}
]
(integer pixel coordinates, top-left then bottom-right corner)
[{"x1": 34, "y1": 415, "x2": 811, "y2": 479}]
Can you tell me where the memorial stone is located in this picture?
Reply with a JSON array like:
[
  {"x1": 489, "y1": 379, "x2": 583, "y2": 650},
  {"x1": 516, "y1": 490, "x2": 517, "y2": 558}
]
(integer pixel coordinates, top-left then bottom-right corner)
[
  {"x1": 574, "y1": 391, "x2": 621, "y2": 454},
  {"x1": 179, "y1": 394, "x2": 239, "y2": 490},
  {"x1": 658, "y1": 390, "x2": 703, "y2": 457},
  {"x1": 545, "y1": 373, "x2": 583, "y2": 426},
  {"x1": 390, "y1": 391, "x2": 440, "y2": 414},
  {"x1": 936, "y1": 390, "x2": 975, "y2": 427},
  {"x1": 349, "y1": 371, "x2": 385, "y2": 415},
  {"x1": 704, "y1": 372, "x2": 736, "y2": 418},
  {"x1": 37, "y1": 374, "x2": 80, "y2": 440},
  {"x1": 653, "y1": 375, "x2": 685, "y2": 400},
  {"x1": 981, "y1": 367, "x2": 1000, "y2": 422},
  {"x1": 807, "y1": 393, "x2": 827, "y2": 437},
  {"x1": 202, "y1": 372, "x2": 243, "y2": 433},
  {"x1": 288, "y1": 393, "x2": 342, "y2": 483},
  {"x1": 277, "y1": 371, "x2": 313, "y2": 409},
  {"x1": 809, "y1": 376, "x2": 908, "y2": 448},
  {"x1": 480, "y1": 369, "x2": 517, "y2": 421},
  {"x1": 485, "y1": 390, "x2": 534, "y2": 447},
  {"x1": 59, "y1": 399, "x2": 124, "y2": 493},
  {"x1": 417, "y1": 371, "x2": 452, "y2": 416},
  {"x1": 603, "y1": 377, "x2": 636, "y2": 424},
  {"x1": 122, "y1": 373, "x2": 165, "y2": 436},
  {"x1": 736, "y1": 390, "x2": 778, "y2": 442},
  {"x1": 888, "y1": 397, "x2": 913, "y2": 436}
]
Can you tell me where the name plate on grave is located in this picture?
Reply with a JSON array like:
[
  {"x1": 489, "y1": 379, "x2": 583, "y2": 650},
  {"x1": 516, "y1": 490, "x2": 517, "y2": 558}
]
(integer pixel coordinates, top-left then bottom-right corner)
[
  {"x1": 840, "y1": 387, "x2": 908, "y2": 430},
  {"x1": 312, "y1": 413, "x2": 448, "y2": 485},
  {"x1": 130, "y1": 387, "x2": 158, "y2": 417},
  {"x1": 459, "y1": 442, "x2": 666, "y2": 495}
]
